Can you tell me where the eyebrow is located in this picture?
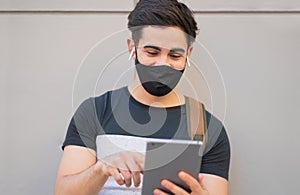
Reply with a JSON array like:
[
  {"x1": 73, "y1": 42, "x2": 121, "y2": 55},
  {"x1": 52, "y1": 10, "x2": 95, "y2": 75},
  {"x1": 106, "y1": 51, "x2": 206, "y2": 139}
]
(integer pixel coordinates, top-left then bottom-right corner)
[{"x1": 143, "y1": 45, "x2": 186, "y2": 53}]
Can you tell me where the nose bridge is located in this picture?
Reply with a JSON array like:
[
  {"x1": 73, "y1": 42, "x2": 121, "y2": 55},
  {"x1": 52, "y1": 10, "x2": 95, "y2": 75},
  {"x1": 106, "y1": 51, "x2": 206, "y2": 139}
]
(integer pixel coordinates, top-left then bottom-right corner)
[{"x1": 156, "y1": 51, "x2": 170, "y2": 66}]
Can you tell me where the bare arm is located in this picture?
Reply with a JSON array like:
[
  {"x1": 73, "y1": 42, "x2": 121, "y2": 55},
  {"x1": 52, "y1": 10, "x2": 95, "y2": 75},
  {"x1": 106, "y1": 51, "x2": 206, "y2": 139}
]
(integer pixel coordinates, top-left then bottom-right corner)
[
  {"x1": 54, "y1": 145, "x2": 108, "y2": 195},
  {"x1": 54, "y1": 145, "x2": 145, "y2": 195},
  {"x1": 201, "y1": 173, "x2": 228, "y2": 195}
]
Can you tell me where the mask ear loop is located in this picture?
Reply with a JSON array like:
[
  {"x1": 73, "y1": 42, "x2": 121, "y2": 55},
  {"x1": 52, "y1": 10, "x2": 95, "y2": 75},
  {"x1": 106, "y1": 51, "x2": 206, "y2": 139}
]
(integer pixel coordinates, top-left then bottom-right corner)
[
  {"x1": 186, "y1": 56, "x2": 191, "y2": 67},
  {"x1": 128, "y1": 48, "x2": 135, "y2": 61}
]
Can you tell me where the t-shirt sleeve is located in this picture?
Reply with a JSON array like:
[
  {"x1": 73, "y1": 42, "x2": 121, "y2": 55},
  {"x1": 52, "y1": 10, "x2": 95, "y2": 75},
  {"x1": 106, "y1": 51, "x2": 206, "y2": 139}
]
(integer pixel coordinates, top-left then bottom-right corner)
[
  {"x1": 200, "y1": 111, "x2": 231, "y2": 180},
  {"x1": 62, "y1": 97, "x2": 101, "y2": 151},
  {"x1": 200, "y1": 127, "x2": 230, "y2": 180}
]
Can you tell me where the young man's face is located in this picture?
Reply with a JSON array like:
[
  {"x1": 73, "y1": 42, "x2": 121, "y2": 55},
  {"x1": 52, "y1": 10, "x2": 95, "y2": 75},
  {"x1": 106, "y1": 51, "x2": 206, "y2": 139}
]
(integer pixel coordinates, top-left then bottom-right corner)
[{"x1": 129, "y1": 26, "x2": 192, "y2": 70}]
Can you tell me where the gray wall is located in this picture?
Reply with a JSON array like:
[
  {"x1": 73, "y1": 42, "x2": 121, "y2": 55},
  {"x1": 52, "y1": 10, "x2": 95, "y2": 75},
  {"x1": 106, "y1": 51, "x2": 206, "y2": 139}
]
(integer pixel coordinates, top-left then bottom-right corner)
[{"x1": 1, "y1": 0, "x2": 300, "y2": 194}]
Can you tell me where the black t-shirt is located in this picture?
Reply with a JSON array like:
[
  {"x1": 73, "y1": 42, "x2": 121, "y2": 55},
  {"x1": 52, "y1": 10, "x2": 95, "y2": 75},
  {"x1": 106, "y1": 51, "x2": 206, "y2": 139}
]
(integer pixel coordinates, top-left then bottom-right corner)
[{"x1": 63, "y1": 87, "x2": 230, "y2": 180}]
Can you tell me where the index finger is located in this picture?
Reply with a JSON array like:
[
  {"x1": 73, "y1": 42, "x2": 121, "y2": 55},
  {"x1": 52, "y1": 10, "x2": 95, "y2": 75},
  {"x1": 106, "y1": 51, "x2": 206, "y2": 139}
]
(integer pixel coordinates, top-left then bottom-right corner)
[
  {"x1": 178, "y1": 171, "x2": 202, "y2": 192},
  {"x1": 132, "y1": 151, "x2": 145, "y2": 171}
]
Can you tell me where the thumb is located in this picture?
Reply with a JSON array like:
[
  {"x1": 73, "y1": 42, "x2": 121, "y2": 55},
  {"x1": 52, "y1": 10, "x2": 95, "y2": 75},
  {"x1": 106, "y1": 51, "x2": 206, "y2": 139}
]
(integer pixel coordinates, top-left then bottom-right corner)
[{"x1": 198, "y1": 174, "x2": 208, "y2": 190}]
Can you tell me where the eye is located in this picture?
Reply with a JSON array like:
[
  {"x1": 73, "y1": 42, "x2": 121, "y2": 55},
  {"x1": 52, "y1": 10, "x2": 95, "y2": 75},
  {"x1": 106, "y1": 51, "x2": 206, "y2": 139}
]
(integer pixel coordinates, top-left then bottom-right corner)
[
  {"x1": 146, "y1": 50, "x2": 159, "y2": 56},
  {"x1": 169, "y1": 53, "x2": 183, "y2": 59}
]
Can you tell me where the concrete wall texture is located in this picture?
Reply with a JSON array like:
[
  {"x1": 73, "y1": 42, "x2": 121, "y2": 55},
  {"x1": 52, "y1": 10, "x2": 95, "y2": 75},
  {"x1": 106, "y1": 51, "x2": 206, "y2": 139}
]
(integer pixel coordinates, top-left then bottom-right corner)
[{"x1": 1, "y1": 0, "x2": 300, "y2": 194}]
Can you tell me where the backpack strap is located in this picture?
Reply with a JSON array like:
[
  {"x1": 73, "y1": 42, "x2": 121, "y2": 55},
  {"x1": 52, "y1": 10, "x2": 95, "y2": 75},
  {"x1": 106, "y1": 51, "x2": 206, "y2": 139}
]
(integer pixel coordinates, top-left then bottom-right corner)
[{"x1": 186, "y1": 97, "x2": 207, "y2": 145}]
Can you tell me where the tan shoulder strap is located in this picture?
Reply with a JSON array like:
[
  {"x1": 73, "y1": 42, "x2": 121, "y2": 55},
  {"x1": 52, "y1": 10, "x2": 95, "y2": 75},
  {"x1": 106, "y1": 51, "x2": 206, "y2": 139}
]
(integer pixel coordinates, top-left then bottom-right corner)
[{"x1": 186, "y1": 97, "x2": 207, "y2": 143}]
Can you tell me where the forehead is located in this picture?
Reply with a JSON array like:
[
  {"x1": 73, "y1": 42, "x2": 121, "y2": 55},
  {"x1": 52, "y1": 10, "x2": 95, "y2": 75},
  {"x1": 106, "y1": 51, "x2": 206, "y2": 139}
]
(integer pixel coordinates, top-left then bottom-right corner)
[{"x1": 138, "y1": 26, "x2": 188, "y2": 50}]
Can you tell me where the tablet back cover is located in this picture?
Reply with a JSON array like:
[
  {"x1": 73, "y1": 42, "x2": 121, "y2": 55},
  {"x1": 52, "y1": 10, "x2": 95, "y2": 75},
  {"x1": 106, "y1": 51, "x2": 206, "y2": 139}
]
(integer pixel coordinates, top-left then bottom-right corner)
[{"x1": 142, "y1": 141, "x2": 202, "y2": 194}]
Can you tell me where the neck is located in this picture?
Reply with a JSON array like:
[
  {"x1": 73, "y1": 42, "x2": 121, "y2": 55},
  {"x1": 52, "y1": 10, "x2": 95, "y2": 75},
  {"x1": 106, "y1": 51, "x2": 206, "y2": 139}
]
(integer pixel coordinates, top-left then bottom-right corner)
[{"x1": 128, "y1": 78, "x2": 185, "y2": 108}]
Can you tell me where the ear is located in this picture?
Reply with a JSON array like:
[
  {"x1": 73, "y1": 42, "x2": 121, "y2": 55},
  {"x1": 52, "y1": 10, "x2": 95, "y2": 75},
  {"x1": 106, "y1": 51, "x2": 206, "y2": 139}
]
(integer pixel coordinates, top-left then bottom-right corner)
[
  {"x1": 187, "y1": 45, "x2": 193, "y2": 58},
  {"x1": 127, "y1": 38, "x2": 135, "y2": 53}
]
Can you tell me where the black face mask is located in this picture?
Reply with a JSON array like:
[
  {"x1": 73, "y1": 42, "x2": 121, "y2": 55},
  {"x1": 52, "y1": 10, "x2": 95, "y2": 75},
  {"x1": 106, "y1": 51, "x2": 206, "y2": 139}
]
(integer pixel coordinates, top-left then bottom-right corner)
[{"x1": 135, "y1": 57, "x2": 185, "y2": 97}]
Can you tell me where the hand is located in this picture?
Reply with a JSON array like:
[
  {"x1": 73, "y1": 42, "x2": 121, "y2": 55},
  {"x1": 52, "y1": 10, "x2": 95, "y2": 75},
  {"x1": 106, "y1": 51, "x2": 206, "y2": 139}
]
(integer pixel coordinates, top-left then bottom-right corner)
[
  {"x1": 97, "y1": 151, "x2": 145, "y2": 187},
  {"x1": 153, "y1": 172, "x2": 209, "y2": 195}
]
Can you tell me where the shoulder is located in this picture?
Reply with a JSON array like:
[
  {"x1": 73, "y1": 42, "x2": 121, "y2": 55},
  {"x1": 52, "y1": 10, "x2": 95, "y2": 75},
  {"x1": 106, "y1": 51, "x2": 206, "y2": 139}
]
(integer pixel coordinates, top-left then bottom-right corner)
[
  {"x1": 93, "y1": 87, "x2": 128, "y2": 114},
  {"x1": 72, "y1": 88, "x2": 124, "y2": 135},
  {"x1": 74, "y1": 87, "x2": 126, "y2": 122}
]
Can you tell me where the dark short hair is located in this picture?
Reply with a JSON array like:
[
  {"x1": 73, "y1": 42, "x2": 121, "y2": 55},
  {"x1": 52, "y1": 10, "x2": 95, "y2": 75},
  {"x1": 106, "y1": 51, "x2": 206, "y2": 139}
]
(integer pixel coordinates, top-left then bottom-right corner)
[{"x1": 128, "y1": 0, "x2": 198, "y2": 46}]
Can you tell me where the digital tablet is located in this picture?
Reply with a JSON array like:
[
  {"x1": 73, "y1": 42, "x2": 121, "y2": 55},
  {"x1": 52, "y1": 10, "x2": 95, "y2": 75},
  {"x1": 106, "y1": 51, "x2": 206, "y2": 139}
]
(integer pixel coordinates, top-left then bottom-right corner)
[{"x1": 141, "y1": 140, "x2": 203, "y2": 194}]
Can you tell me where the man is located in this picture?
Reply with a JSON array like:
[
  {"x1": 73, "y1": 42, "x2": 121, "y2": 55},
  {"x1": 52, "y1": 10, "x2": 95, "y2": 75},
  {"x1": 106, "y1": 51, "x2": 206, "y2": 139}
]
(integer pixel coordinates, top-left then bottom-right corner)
[{"x1": 55, "y1": 0, "x2": 230, "y2": 194}]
